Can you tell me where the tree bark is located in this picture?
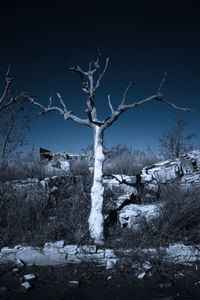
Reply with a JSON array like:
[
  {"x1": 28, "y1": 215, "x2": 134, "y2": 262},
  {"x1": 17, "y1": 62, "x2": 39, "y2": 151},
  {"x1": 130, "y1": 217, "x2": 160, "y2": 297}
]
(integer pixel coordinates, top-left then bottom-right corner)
[{"x1": 88, "y1": 125, "x2": 105, "y2": 245}]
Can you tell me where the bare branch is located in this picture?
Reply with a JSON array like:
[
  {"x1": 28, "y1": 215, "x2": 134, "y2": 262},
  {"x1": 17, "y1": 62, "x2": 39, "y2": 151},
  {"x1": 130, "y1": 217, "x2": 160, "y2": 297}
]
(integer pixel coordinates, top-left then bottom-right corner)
[
  {"x1": 48, "y1": 95, "x2": 52, "y2": 108},
  {"x1": 93, "y1": 49, "x2": 101, "y2": 68},
  {"x1": 70, "y1": 66, "x2": 89, "y2": 94},
  {"x1": 120, "y1": 95, "x2": 191, "y2": 112},
  {"x1": 157, "y1": 72, "x2": 168, "y2": 96},
  {"x1": 0, "y1": 67, "x2": 33, "y2": 112},
  {"x1": 101, "y1": 70, "x2": 192, "y2": 131},
  {"x1": 108, "y1": 94, "x2": 114, "y2": 114},
  {"x1": 94, "y1": 57, "x2": 109, "y2": 91},
  {"x1": 121, "y1": 81, "x2": 132, "y2": 106},
  {"x1": 28, "y1": 95, "x2": 91, "y2": 127},
  {"x1": 102, "y1": 93, "x2": 191, "y2": 131},
  {"x1": 56, "y1": 92, "x2": 67, "y2": 111},
  {"x1": 0, "y1": 66, "x2": 13, "y2": 110},
  {"x1": 69, "y1": 55, "x2": 110, "y2": 126}
]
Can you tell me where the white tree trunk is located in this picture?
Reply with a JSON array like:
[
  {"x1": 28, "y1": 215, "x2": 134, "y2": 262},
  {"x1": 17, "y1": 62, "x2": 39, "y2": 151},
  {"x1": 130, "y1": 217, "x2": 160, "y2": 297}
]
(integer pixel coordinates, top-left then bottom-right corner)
[{"x1": 88, "y1": 126, "x2": 105, "y2": 245}]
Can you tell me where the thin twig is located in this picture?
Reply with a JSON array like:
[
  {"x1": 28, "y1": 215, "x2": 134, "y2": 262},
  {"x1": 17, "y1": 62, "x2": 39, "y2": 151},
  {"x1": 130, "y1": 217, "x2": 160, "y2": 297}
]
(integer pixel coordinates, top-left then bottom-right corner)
[
  {"x1": 157, "y1": 72, "x2": 168, "y2": 96},
  {"x1": 108, "y1": 94, "x2": 114, "y2": 114},
  {"x1": 121, "y1": 81, "x2": 132, "y2": 105}
]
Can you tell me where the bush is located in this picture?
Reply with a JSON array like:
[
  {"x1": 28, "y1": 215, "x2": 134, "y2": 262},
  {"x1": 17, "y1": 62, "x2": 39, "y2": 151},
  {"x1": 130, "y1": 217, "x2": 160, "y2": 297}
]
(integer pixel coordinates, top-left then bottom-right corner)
[
  {"x1": 69, "y1": 157, "x2": 92, "y2": 178},
  {"x1": 104, "y1": 144, "x2": 162, "y2": 176},
  {"x1": 151, "y1": 184, "x2": 200, "y2": 244},
  {"x1": 0, "y1": 175, "x2": 91, "y2": 248},
  {"x1": 104, "y1": 182, "x2": 200, "y2": 248},
  {"x1": 0, "y1": 151, "x2": 46, "y2": 182},
  {"x1": 0, "y1": 150, "x2": 70, "y2": 182},
  {"x1": 105, "y1": 216, "x2": 158, "y2": 249}
]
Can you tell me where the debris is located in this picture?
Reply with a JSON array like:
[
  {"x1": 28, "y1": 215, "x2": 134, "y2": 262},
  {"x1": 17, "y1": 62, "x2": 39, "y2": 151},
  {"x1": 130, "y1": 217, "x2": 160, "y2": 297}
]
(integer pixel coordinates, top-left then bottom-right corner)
[
  {"x1": 23, "y1": 273, "x2": 37, "y2": 282},
  {"x1": 68, "y1": 280, "x2": 80, "y2": 288},
  {"x1": 137, "y1": 272, "x2": 146, "y2": 279},
  {"x1": 158, "y1": 282, "x2": 172, "y2": 289},
  {"x1": 142, "y1": 261, "x2": 152, "y2": 271},
  {"x1": 106, "y1": 259, "x2": 117, "y2": 270},
  {"x1": 20, "y1": 281, "x2": 33, "y2": 291},
  {"x1": 12, "y1": 267, "x2": 20, "y2": 274}
]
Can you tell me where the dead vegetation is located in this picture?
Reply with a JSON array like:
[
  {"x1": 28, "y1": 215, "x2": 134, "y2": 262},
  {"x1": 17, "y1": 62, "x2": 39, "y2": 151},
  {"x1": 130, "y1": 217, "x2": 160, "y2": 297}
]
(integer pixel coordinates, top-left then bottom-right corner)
[{"x1": 1, "y1": 169, "x2": 200, "y2": 250}]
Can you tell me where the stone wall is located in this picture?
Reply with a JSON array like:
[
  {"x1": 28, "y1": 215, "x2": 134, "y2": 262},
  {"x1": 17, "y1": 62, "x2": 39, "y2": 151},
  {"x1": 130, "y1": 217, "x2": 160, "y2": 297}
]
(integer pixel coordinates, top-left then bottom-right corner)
[{"x1": 1, "y1": 242, "x2": 200, "y2": 269}]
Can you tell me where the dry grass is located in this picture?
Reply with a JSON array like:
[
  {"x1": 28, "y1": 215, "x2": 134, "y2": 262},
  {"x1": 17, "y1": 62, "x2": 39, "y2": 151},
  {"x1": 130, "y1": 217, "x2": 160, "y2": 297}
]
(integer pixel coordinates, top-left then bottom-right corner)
[
  {"x1": 0, "y1": 175, "x2": 91, "y2": 248},
  {"x1": 104, "y1": 145, "x2": 162, "y2": 176},
  {"x1": 152, "y1": 184, "x2": 200, "y2": 244},
  {"x1": 105, "y1": 182, "x2": 200, "y2": 249}
]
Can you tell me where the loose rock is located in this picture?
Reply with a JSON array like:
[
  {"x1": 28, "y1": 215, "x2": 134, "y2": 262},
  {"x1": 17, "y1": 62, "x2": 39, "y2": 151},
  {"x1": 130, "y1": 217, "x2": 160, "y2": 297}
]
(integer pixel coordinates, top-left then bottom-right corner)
[
  {"x1": 23, "y1": 273, "x2": 37, "y2": 282},
  {"x1": 21, "y1": 281, "x2": 33, "y2": 291},
  {"x1": 68, "y1": 280, "x2": 80, "y2": 288},
  {"x1": 12, "y1": 267, "x2": 20, "y2": 274}
]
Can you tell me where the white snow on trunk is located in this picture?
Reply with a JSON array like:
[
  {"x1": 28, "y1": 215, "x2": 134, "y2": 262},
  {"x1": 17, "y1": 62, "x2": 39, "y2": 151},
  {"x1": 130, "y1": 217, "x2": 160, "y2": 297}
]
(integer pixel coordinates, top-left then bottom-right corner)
[{"x1": 88, "y1": 126, "x2": 105, "y2": 245}]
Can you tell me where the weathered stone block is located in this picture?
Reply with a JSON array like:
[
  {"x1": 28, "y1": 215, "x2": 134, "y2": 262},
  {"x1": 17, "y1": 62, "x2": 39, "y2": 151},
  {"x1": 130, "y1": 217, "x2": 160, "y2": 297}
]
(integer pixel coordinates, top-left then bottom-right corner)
[
  {"x1": 44, "y1": 240, "x2": 65, "y2": 249},
  {"x1": 105, "y1": 249, "x2": 116, "y2": 258},
  {"x1": 79, "y1": 253, "x2": 105, "y2": 260},
  {"x1": 80, "y1": 245, "x2": 96, "y2": 253},
  {"x1": 1, "y1": 247, "x2": 18, "y2": 254},
  {"x1": 66, "y1": 254, "x2": 82, "y2": 263},
  {"x1": 106, "y1": 258, "x2": 117, "y2": 270},
  {"x1": 64, "y1": 245, "x2": 78, "y2": 255}
]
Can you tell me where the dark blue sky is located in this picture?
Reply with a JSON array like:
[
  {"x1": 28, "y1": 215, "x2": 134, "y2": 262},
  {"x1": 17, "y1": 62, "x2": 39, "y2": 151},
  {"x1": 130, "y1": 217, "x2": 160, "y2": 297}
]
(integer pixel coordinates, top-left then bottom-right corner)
[{"x1": 0, "y1": 1, "x2": 200, "y2": 154}]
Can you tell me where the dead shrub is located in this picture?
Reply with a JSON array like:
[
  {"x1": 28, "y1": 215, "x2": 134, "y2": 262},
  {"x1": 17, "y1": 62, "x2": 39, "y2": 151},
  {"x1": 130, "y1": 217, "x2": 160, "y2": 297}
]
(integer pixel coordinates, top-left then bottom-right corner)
[
  {"x1": 0, "y1": 175, "x2": 91, "y2": 247},
  {"x1": 104, "y1": 145, "x2": 162, "y2": 176},
  {"x1": 105, "y1": 183, "x2": 200, "y2": 249},
  {"x1": 151, "y1": 183, "x2": 200, "y2": 244}
]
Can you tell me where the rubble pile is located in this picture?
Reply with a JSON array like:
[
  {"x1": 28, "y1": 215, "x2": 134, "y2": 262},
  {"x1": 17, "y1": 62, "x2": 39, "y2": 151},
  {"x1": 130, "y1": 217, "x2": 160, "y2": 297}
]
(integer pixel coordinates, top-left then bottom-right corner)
[{"x1": 104, "y1": 151, "x2": 200, "y2": 229}]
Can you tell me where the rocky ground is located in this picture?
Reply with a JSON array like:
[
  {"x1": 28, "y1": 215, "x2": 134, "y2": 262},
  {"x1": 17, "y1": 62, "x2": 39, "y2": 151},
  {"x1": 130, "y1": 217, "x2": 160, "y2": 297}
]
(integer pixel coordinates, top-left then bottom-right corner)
[
  {"x1": 1, "y1": 151, "x2": 200, "y2": 298},
  {"x1": 1, "y1": 260, "x2": 200, "y2": 299},
  {"x1": 1, "y1": 242, "x2": 200, "y2": 299}
]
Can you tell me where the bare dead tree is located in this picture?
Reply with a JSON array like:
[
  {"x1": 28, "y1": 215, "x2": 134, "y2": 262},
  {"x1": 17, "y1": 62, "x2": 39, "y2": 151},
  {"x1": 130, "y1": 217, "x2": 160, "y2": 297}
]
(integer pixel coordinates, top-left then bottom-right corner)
[
  {"x1": 0, "y1": 68, "x2": 32, "y2": 169},
  {"x1": 159, "y1": 118, "x2": 196, "y2": 158},
  {"x1": 28, "y1": 53, "x2": 190, "y2": 245}
]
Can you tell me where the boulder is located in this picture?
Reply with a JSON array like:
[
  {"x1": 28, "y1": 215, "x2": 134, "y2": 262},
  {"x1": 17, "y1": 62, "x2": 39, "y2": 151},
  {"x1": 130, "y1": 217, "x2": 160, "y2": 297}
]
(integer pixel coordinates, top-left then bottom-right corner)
[
  {"x1": 141, "y1": 160, "x2": 181, "y2": 184},
  {"x1": 119, "y1": 203, "x2": 160, "y2": 229},
  {"x1": 103, "y1": 175, "x2": 137, "y2": 201}
]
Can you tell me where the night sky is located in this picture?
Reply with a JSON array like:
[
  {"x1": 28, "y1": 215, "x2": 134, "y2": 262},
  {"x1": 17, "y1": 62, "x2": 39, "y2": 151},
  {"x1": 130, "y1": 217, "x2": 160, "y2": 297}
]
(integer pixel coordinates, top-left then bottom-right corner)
[{"x1": 0, "y1": 1, "x2": 200, "y2": 154}]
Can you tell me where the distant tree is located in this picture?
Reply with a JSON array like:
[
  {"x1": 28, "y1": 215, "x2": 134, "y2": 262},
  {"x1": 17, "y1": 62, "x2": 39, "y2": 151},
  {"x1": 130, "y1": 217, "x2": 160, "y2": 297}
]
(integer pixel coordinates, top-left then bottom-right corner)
[
  {"x1": 0, "y1": 67, "x2": 31, "y2": 169},
  {"x1": 159, "y1": 119, "x2": 196, "y2": 159},
  {"x1": 28, "y1": 53, "x2": 190, "y2": 245}
]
